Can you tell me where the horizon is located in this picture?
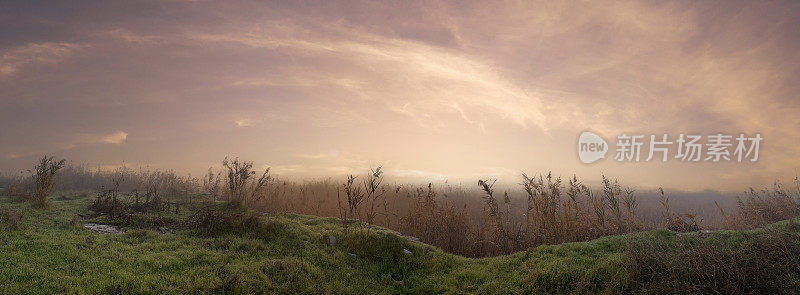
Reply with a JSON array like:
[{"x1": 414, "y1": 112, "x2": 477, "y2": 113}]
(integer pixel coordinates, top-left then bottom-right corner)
[{"x1": 0, "y1": 158, "x2": 785, "y2": 196}]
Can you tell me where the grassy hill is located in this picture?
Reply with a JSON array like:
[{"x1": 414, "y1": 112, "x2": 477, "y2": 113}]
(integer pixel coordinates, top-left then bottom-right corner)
[{"x1": 1, "y1": 194, "x2": 799, "y2": 294}]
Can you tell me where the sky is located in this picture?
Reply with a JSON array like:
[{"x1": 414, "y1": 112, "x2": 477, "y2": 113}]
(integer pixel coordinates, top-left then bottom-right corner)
[{"x1": 1, "y1": 0, "x2": 799, "y2": 192}]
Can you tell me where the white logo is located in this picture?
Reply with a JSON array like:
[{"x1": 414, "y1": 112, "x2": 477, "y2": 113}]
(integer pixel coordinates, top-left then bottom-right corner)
[
  {"x1": 576, "y1": 132, "x2": 762, "y2": 163},
  {"x1": 578, "y1": 131, "x2": 608, "y2": 164}
]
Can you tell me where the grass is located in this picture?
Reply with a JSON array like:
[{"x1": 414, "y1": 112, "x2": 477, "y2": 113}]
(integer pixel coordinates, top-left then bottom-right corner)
[
  {"x1": 1, "y1": 193, "x2": 799, "y2": 294},
  {"x1": 13, "y1": 160, "x2": 795, "y2": 258}
]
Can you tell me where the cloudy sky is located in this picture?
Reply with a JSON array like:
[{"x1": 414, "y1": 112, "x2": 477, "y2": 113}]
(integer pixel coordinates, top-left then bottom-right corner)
[{"x1": 1, "y1": 0, "x2": 799, "y2": 191}]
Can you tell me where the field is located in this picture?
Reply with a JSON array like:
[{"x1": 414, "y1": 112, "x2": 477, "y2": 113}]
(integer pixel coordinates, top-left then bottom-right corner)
[
  {"x1": 2, "y1": 191, "x2": 800, "y2": 294},
  {"x1": 1, "y1": 158, "x2": 799, "y2": 294}
]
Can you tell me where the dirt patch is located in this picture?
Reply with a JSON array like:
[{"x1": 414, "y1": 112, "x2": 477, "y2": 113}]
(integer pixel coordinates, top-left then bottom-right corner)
[{"x1": 83, "y1": 223, "x2": 127, "y2": 234}]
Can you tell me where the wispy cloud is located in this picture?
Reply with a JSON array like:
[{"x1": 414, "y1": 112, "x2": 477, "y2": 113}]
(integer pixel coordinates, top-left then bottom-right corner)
[
  {"x1": 63, "y1": 131, "x2": 128, "y2": 149},
  {"x1": 101, "y1": 131, "x2": 129, "y2": 144},
  {"x1": 234, "y1": 119, "x2": 253, "y2": 127},
  {"x1": 195, "y1": 28, "x2": 558, "y2": 132},
  {"x1": 0, "y1": 42, "x2": 84, "y2": 77}
]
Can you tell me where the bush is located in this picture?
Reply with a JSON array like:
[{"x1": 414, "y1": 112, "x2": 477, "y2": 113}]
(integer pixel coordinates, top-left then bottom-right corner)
[
  {"x1": 184, "y1": 203, "x2": 272, "y2": 237},
  {"x1": 32, "y1": 155, "x2": 66, "y2": 208},
  {"x1": 89, "y1": 192, "x2": 128, "y2": 219},
  {"x1": 222, "y1": 157, "x2": 271, "y2": 207}
]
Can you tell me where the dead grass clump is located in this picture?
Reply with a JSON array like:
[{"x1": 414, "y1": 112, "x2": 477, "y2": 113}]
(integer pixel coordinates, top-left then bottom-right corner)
[
  {"x1": 89, "y1": 193, "x2": 128, "y2": 218},
  {"x1": 203, "y1": 168, "x2": 223, "y2": 201},
  {"x1": 626, "y1": 229, "x2": 800, "y2": 294},
  {"x1": 184, "y1": 203, "x2": 270, "y2": 237},
  {"x1": 658, "y1": 187, "x2": 700, "y2": 232},
  {"x1": 87, "y1": 169, "x2": 201, "y2": 230},
  {"x1": 89, "y1": 172, "x2": 127, "y2": 218},
  {"x1": 337, "y1": 174, "x2": 364, "y2": 228},
  {"x1": 478, "y1": 179, "x2": 523, "y2": 255},
  {"x1": 399, "y1": 183, "x2": 472, "y2": 255},
  {"x1": 331, "y1": 171, "x2": 645, "y2": 257},
  {"x1": 363, "y1": 167, "x2": 386, "y2": 231},
  {"x1": 222, "y1": 157, "x2": 272, "y2": 207},
  {"x1": 3, "y1": 209, "x2": 24, "y2": 230},
  {"x1": 4, "y1": 181, "x2": 28, "y2": 202},
  {"x1": 470, "y1": 173, "x2": 641, "y2": 256},
  {"x1": 334, "y1": 167, "x2": 387, "y2": 233},
  {"x1": 32, "y1": 155, "x2": 66, "y2": 208},
  {"x1": 129, "y1": 171, "x2": 166, "y2": 214},
  {"x1": 720, "y1": 178, "x2": 800, "y2": 229}
]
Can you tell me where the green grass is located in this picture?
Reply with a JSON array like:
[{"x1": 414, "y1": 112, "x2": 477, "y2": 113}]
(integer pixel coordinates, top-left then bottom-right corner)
[{"x1": 1, "y1": 194, "x2": 799, "y2": 294}]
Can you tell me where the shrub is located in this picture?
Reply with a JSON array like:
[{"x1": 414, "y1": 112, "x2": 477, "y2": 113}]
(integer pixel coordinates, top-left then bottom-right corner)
[
  {"x1": 89, "y1": 191, "x2": 128, "y2": 219},
  {"x1": 183, "y1": 203, "x2": 271, "y2": 237},
  {"x1": 90, "y1": 172, "x2": 125, "y2": 217},
  {"x1": 222, "y1": 157, "x2": 271, "y2": 207},
  {"x1": 32, "y1": 155, "x2": 66, "y2": 208}
]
